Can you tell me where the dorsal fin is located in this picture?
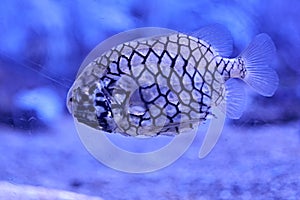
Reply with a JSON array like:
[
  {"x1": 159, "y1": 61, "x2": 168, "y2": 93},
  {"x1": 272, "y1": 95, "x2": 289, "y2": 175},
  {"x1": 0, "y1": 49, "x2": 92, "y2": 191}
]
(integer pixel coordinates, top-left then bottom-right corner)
[
  {"x1": 191, "y1": 24, "x2": 233, "y2": 57},
  {"x1": 77, "y1": 27, "x2": 178, "y2": 77}
]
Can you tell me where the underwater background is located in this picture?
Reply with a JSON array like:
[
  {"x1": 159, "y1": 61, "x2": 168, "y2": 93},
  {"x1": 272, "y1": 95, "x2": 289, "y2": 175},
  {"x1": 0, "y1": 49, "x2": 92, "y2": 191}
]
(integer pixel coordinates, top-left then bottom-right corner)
[{"x1": 0, "y1": 0, "x2": 299, "y2": 199}]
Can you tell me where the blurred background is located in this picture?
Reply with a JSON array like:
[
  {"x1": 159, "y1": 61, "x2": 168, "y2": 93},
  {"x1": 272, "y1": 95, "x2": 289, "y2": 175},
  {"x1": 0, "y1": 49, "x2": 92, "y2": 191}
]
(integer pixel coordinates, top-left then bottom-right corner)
[{"x1": 0, "y1": 0, "x2": 300, "y2": 199}]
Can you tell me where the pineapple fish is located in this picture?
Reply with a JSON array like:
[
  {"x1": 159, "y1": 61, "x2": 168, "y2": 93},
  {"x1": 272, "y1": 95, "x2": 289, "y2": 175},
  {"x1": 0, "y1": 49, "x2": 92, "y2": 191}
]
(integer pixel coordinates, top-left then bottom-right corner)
[{"x1": 67, "y1": 26, "x2": 278, "y2": 139}]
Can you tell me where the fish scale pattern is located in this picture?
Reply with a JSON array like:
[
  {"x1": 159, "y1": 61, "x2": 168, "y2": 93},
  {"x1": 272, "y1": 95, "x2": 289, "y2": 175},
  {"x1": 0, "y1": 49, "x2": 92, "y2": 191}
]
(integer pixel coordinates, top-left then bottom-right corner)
[{"x1": 84, "y1": 33, "x2": 225, "y2": 136}]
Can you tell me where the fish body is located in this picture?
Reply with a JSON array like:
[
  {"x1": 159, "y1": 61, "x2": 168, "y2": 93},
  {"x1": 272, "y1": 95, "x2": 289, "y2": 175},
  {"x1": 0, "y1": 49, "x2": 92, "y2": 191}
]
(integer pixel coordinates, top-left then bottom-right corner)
[{"x1": 67, "y1": 26, "x2": 278, "y2": 137}]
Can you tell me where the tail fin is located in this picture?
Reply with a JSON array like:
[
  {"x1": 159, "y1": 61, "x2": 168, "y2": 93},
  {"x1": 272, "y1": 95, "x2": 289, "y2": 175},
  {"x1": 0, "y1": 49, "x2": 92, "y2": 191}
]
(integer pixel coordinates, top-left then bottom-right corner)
[{"x1": 241, "y1": 33, "x2": 279, "y2": 97}]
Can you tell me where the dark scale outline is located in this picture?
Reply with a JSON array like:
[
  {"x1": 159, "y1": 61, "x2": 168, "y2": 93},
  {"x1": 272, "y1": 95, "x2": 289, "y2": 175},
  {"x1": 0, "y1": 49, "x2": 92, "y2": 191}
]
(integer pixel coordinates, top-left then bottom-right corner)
[
  {"x1": 168, "y1": 37, "x2": 213, "y2": 118},
  {"x1": 216, "y1": 59, "x2": 226, "y2": 76},
  {"x1": 159, "y1": 45, "x2": 199, "y2": 127},
  {"x1": 128, "y1": 45, "x2": 164, "y2": 132},
  {"x1": 140, "y1": 83, "x2": 161, "y2": 103},
  {"x1": 178, "y1": 34, "x2": 191, "y2": 47},
  {"x1": 90, "y1": 33, "x2": 229, "y2": 135},
  {"x1": 117, "y1": 55, "x2": 132, "y2": 75},
  {"x1": 237, "y1": 57, "x2": 246, "y2": 78},
  {"x1": 191, "y1": 70, "x2": 210, "y2": 113},
  {"x1": 187, "y1": 43, "x2": 216, "y2": 116},
  {"x1": 95, "y1": 56, "x2": 110, "y2": 73},
  {"x1": 133, "y1": 39, "x2": 195, "y2": 134},
  {"x1": 222, "y1": 59, "x2": 231, "y2": 78}
]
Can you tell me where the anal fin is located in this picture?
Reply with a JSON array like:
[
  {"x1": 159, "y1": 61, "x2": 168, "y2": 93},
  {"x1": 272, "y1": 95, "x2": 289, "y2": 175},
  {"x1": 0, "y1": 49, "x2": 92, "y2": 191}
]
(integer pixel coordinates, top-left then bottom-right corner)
[
  {"x1": 220, "y1": 78, "x2": 246, "y2": 119},
  {"x1": 198, "y1": 105, "x2": 226, "y2": 158}
]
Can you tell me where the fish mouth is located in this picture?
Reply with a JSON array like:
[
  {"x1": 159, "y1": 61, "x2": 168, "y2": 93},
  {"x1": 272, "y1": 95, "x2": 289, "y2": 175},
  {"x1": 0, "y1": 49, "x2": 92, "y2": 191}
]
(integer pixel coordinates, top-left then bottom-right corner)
[{"x1": 66, "y1": 88, "x2": 73, "y2": 114}]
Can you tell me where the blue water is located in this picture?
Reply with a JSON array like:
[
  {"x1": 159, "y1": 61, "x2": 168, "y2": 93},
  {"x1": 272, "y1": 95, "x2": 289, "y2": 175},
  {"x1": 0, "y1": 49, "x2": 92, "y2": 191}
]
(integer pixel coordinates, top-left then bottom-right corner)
[{"x1": 0, "y1": 0, "x2": 299, "y2": 199}]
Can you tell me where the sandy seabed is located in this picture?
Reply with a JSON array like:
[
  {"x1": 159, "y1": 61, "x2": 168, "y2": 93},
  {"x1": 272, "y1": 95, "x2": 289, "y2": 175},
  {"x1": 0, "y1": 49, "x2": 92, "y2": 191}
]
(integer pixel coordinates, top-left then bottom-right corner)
[{"x1": 0, "y1": 116, "x2": 299, "y2": 200}]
